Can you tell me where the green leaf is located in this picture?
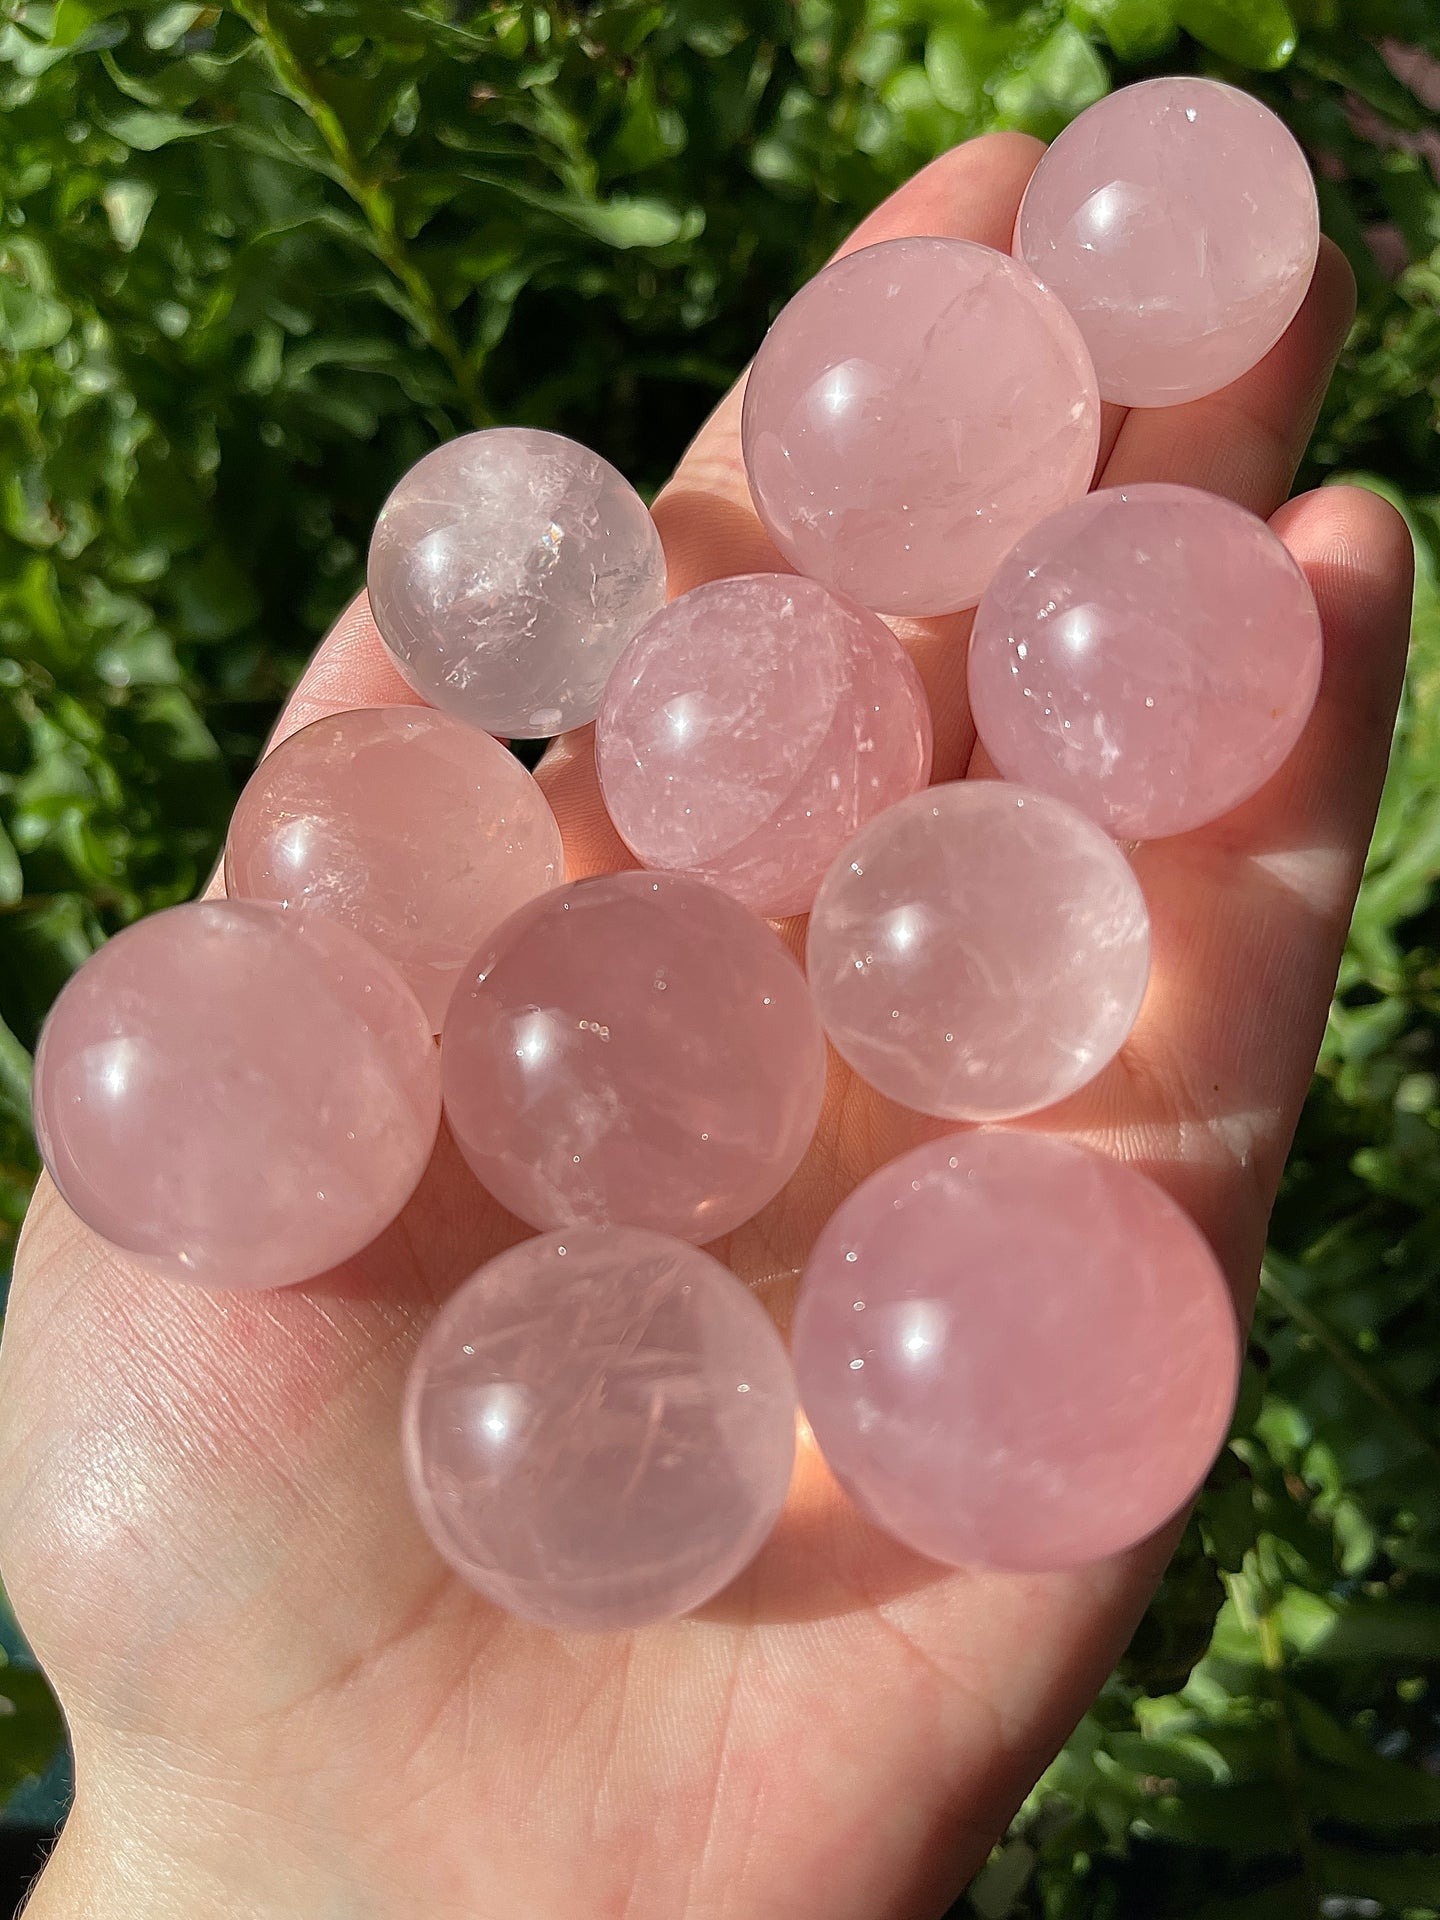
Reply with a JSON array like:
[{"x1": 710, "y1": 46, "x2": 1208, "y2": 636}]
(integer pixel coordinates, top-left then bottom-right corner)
[
  {"x1": 98, "y1": 106, "x2": 215, "y2": 151},
  {"x1": 1174, "y1": 0, "x2": 1298, "y2": 69},
  {"x1": 0, "y1": 821, "x2": 23, "y2": 909},
  {"x1": 925, "y1": 25, "x2": 989, "y2": 116},
  {"x1": 0, "y1": 1651, "x2": 63, "y2": 1807},
  {"x1": 0, "y1": 1011, "x2": 34, "y2": 1135},
  {"x1": 992, "y1": 21, "x2": 1110, "y2": 139},
  {"x1": 456, "y1": 168, "x2": 705, "y2": 250},
  {"x1": 1199, "y1": 1471, "x2": 1260, "y2": 1574},
  {"x1": 101, "y1": 178, "x2": 158, "y2": 252},
  {"x1": 1066, "y1": 0, "x2": 1179, "y2": 61},
  {"x1": 570, "y1": 196, "x2": 702, "y2": 249},
  {"x1": 1289, "y1": 1598, "x2": 1440, "y2": 1665},
  {"x1": 144, "y1": 5, "x2": 207, "y2": 51},
  {"x1": 968, "y1": 1839, "x2": 1037, "y2": 1918},
  {"x1": 0, "y1": 256, "x2": 71, "y2": 356}
]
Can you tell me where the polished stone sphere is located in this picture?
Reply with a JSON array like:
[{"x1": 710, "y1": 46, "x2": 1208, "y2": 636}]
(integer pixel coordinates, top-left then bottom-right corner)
[
  {"x1": 368, "y1": 428, "x2": 667, "y2": 738},
  {"x1": 792, "y1": 1131, "x2": 1240, "y2": 1571},
  {"x1": 32, "y1": 901, "x2": 440, "y2": 1289},
  {"x1": 442, "y1": 873, "x2": 827, "y2": 1242},
  {"x1": 741, "y1": 237, "x2": 1101, "y2": 616},
  {"x1": 805, "y1": 783, "x2": 1150, "y2": 1120},
  {"x1": 596, "y1": 574, "x2": 932, "y2": 917},
  {"x1": 402, "y1": 1225, "x2": 797, "y2": 1629},
  {"x1": 1015, "y1": 78, "x2": 1320, "y2": 406},
  {"x1": 225, "y1": 705, "x2": 564, "y2": 1029},
  {"x1": 968, "y1": 484, "x2": 1324, "y2": 840}
]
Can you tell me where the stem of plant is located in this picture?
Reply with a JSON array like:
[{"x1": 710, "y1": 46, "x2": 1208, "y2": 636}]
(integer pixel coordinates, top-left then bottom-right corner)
[{"x1": 232, "y1": 0, "x2": 493, "y2": 431}]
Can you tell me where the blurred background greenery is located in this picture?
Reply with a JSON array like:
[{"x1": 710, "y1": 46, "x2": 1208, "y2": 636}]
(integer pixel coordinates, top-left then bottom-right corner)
[{"x1": 1, "y1": 0, "x2": 1438, "y2": 1913}]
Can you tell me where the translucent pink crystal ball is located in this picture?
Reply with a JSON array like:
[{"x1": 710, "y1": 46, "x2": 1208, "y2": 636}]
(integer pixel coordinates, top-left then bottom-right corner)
[
  {"x1": 806, "y1": 784, "x2": 1150, "y2": 1120},
  {"x1": 1016, "y1": 78, "x2": 1320, "y2": 407},
  {"x1": 32, "y1": 901, "x2": 440, "y2": 1290},
  {"x1": 225, "y1": 705, "x2": 564, "y2": 1030},
  {"x1": 793, "y1": 1131, "x2": 1240, "y2": 1571},
  {"x1": 596, "y1": 574, "x2": 933, "y2": 917},
  {"x1": 442, "y1": 873, "x2": 827, "y2": 1242},
  {"x1": 368, "y1": 428, "x2": 667, "y2": 738},
  {"x1": 402, "y1": 1225, "x2": 797, "y2": 1629},
  {"x1": 741, "y1": 237, "x2": 1100, "y2": 616},
  {"x1": 969, "y1": 484, "x2": 1323, "y2": 841}
]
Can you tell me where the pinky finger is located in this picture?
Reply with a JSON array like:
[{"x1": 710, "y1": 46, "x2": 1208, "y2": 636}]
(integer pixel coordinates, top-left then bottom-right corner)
[{"x1": 1042, "y1": 483, "x2": 1414, "y2": 1304}]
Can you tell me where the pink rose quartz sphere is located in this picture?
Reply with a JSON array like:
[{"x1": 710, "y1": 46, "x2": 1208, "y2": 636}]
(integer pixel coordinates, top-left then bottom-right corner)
[
  {"x1": 367, "y1": 428, "x2": 667, "y2": 738},
  {"x1": 224, "y1": 705, "x2": 564, "y2": 1030},
  {"x1": 741, "y1": 237, "x2": 1101, "y2": 616},
  {"x1": 806, "y1": 784, "x2": 1150, "y2": 1120},
  {"x1": 32, "y1": 900, "x2": 440, "y2": 1290},
  {"x1": 402, "y1": 1226, "x2": 797, "y2": 1629},
  {"x1": 596, "y1": 575, "x2": 933, "y2": 917},
  {"x1": 793, "y1": 1131, "x2": 1240, "y2": 1572},
  {"x1": 442, "y1": 873, "x2": 827, "y2": 1242},
  {"x1": 968, "y1": 484, "x2": 1323, "y2": 841},
  {"x1": 1016, "y1": 78, "x2": 1320, "y2": 407}
]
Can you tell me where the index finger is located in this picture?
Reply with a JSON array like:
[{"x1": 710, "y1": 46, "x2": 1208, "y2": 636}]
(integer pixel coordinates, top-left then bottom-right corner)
[{"x1": 548, "y1": 131, "x2": 1051, "y2": 873}]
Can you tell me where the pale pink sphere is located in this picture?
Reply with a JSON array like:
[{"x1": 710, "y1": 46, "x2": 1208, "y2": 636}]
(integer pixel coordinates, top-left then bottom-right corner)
[
  {"x1": 32, "y1": 901, "x2": 440, "y2": 1290},
  {"x1": 442, "y1": 873, "x2": 827, "y2": 1242},
  {"x1": 806, "y1": 784, "x2": 1150, "y2": 1120},
  {"x1": 225, "y1": 706, "x2": 564, "y2": 1030},
  {"x1": 1016, "y1": 78, "x2": 1320, "y2": 406},
  {"x1": 596, "y1": 575, "x2": 933, "y2": 917},
  {"x1": 741, "y1": 237, "x2": 1100, "y2": 616},
  {"x1": 793, "y1": 1131, "x2": 1240, "y2": 1572},
  {"x1": 403, "y1": 1225, "x2": 796, "y2": 1629},
  {"x1": 969, "y1": 484, "x2": 1323, "y2": 840},
  {"x1": 368, "y1": 428, "x2": 667, "y2": 738}
]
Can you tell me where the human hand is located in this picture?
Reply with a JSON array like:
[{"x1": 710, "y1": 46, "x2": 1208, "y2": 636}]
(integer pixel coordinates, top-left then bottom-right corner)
[{"x1": 0, "y1": 131, "x2": 1414, "y2": 1920}]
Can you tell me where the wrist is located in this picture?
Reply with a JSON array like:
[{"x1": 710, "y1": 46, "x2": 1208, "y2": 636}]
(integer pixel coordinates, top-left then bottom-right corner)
[{"x1": 22, "y1": 1791, "x2": 341, "y2": 1920}]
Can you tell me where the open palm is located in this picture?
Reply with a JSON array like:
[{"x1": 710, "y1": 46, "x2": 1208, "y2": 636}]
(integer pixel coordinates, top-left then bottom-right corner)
[{"x1": 0, "y1": 133, "x2": 1414, "y2": 1920}]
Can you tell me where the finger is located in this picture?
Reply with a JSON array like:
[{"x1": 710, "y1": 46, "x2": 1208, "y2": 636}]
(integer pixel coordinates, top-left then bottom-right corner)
[
  {"x1": 651, "y1": 131, "x2": 1047, "y2": 599},
  {"x1": 267, "y1": 590, "x2": 424, "y2": 752},
  {"x1": 966, "y1": 237, "x2": 1358, "y2": 788},
  {"x1": 1098, "y1": 238, "x2": 1357, "y2": 513},
  {"x1": 1034, "y1": 484, "x2": 1413, "y2": 1304},
  {"x1": 586, "y1": 129, "x2": 1050, "y2": 831}
]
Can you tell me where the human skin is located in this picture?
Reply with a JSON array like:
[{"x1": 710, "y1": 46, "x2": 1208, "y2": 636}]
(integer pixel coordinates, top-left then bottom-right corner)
[{"x1": 0, "y1": 133, "x2": 1415, "y2": 1920}]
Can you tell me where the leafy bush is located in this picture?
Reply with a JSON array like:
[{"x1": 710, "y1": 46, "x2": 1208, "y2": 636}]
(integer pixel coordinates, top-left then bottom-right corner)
[{"x1": 2, "y1": 1, "x2": 1438, "y2": 1911}]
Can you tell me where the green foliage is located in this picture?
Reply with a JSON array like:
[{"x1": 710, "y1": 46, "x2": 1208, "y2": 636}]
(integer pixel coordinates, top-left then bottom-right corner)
[
  {"x1": 1, "y1": 0, "x2": 1438, "y2": 1906},
  {"x1": 0, "y1": 1641, "x2": 63, "y2": 1803}
]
